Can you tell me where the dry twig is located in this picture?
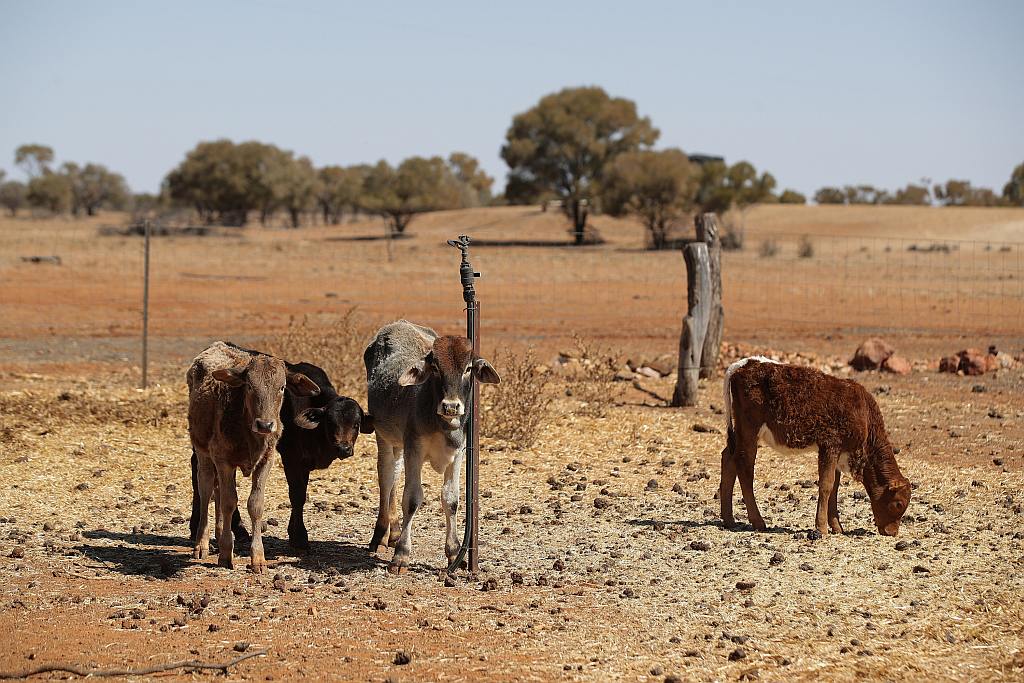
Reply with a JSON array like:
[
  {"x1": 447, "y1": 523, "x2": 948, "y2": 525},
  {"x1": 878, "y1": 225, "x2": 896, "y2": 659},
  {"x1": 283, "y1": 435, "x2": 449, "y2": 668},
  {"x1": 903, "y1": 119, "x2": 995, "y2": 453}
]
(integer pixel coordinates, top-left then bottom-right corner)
[{"x1": 0, "y1": 648, "x2": 267, "y2": 679}]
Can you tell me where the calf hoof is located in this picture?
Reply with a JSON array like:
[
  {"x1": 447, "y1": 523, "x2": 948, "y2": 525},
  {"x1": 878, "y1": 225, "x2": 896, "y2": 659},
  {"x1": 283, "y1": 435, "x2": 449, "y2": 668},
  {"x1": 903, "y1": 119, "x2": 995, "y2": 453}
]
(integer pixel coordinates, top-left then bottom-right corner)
[
  {"x1": 722, "y1": 517, "x2": 736, "y2": 529},
  {"x1": 829, "y1": 521, "x2": 844, "y2": 535},
  {"x1": 387, "y1": 562, "x2": 406, "y2": 575},
  {"x1": 217, "y1": 555, "x2": 234, "y2": 570},
  {"x1": 751, "y1": 520, "x2": 768, "y2": 532},
  {"x1": 289, "y1": 541, "x2": 310, "y2": 555},
  {"x1": 192, "y1": 546, "x2": 207, "y2": 560},
  {"x1": 249, "y1": 558, "x2": 267, "y2": 574}
]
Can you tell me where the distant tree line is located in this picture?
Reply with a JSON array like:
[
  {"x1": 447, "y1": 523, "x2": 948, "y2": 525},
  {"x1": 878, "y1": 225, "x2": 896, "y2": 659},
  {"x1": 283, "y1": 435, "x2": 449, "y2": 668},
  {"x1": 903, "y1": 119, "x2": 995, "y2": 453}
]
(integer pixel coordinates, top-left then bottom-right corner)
[
  {"x1": 500, "y1": 86, "x2": 785, "y2": 247},
  {"x1": 162, "y1": 140, "x2": 493, "y2": 232},
  {"x1": 3, "y1": 88, "x2": 1022, "y2": 250},
  {"x1": 0, "y1": 145, "x2": 129, "y2": 217},
  {"x1": 814, "y1": 175, "x2": 1019, "y2": 207}
]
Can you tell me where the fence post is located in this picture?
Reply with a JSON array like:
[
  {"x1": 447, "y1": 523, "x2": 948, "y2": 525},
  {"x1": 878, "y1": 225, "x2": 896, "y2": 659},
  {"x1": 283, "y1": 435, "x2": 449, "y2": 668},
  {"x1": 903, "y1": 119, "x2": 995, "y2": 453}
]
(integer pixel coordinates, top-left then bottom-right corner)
[
  {"x1": 141, "y1": 219, "x2": 151, "y2": 389},
  {"x1": 672, "y1": 241, "x2": 710, "y2": 407},
  {"x1": 696, "y1": 213, "x2": 724, "y2": 378}
]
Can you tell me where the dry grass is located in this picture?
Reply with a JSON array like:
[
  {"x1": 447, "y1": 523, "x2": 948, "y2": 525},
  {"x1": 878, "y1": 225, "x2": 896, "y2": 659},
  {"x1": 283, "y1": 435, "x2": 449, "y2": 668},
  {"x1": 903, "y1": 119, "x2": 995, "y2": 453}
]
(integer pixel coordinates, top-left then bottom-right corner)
[
  {"x1": 1, "y1": 205, "x2": 1024, "y2": 680},
  {"x1": 483, "y1": 348, "x2": 554, "y2": 449},
  {"x1": 0, "y1": 370, "x2": 1022, "y2": 681},
  {"x1": 560, "y1": 335, "x2": 623, "y2": 418},
  {"x1": 258, "y1": 307, "x2": 370, "y2": 399}
]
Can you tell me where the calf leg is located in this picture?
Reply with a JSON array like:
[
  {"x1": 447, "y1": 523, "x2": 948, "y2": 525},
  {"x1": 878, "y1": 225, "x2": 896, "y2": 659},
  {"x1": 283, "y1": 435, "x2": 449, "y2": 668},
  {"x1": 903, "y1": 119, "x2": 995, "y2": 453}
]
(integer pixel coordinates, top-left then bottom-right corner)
[
  {"x1": 370, "y1": 439, "x2": 400, "y2": 553},
  {"x1": 828, "y1": 468, "x2": 844, "y2": 534},
  {"x1": 247, "y1": 455, "x2": 273, "y2": 574},
  {"x1": 390, "y1": 446, "x2": 424, "y2": 574},
  {"x1": 215, "y1": 463, "x2": 239, "y2": 569},
  {"x1": 387, "y1": 463, "x2": 402, "y2": 547},
  {"x1": 720, "y1": 440, "x2": 739, "y2": 528},
  {"x1": 734, "y1": 428, "x2": 766, "y2": 531},
  {"x1": 192, "y1": 454, "x2": 216, "y2": 560},
  {"x1": 441, "y1": 448, "x2": 463, "y2": 566},
  {"x1": 192, "y1": 450, "x2": 248, "y2": 546},
  {"x1": 816, "y1": 448, "x2": 839, "y2": 536},
  {"x1": 284, "y1": 463, "x2": 311, "y2": 552},
  {"x1": 190, "y1": 450, "x2": 201, "y2": 544}
]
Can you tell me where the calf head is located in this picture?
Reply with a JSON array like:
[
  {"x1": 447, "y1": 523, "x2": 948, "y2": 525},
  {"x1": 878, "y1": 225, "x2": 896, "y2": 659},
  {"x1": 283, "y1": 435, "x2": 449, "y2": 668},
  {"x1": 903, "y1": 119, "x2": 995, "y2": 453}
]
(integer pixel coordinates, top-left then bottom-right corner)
[
  {"x1": 294, "y1": 396, "x2": 375, "y2": 462},
  {"x1": 212, "y1": 355, "x2": 319, "y2": 435},
  {"x1": 869, "y1": 476, "x2": 912, "y2": 536},
  {"x1": 398, "y1": 335, "x2": 500, "y2": 429}
]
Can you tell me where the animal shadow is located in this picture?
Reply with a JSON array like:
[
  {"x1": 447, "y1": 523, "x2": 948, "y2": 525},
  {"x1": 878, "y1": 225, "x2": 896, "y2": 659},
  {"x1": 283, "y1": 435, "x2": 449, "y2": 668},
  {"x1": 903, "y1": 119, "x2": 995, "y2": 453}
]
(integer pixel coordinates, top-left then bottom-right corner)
[
  {"x1": 626, "y1": 518, "x2": 800, "y2": 535},
  {"x1": 78, "y1": 529, "x2": 195, "y2": 579}
]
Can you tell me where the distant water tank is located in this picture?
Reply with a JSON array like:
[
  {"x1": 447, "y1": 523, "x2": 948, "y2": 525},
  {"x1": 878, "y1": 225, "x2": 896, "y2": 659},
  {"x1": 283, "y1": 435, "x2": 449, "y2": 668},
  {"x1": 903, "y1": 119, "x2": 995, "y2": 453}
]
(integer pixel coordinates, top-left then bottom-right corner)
[{"x1": 687, "y1": 154, "x2": 724, "y2": 166}]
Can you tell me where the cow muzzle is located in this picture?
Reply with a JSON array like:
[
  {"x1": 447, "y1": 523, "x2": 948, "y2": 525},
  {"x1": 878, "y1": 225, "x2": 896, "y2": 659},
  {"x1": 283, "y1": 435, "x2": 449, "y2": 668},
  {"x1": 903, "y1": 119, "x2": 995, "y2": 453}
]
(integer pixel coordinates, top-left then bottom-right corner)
[
  {"x1": 439, "y1": 399, "x2": 464, "y2": 418},
  {"x1": 253, "y1": 419, "x2": 276, "y2": 434}
]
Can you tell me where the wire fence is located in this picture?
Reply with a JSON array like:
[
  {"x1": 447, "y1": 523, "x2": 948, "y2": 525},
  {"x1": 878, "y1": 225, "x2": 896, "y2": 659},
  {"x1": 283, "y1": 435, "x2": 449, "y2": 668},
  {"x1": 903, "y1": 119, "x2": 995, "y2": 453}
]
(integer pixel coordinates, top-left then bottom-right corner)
[
  {"x1": 723, "y1": 232, "x2": 1023, "y2": 337},
  {"x1": 1, "y1": 215, "x2": 1021, "y2": 380}
]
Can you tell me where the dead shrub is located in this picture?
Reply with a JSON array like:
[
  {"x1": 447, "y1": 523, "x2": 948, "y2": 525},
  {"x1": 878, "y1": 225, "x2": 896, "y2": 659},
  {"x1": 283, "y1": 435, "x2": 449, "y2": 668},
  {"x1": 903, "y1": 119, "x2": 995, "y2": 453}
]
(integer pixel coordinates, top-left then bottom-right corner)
[
  {"x1": 759, "y1": 239, "x2": 780, "y2": 258},
  {"x1": 259, "y1": 307, "x2": 369, "y2": 398},
  {"x1": 483, "y1": 348, "x2": 553, "y2": 449},
  {"x1": 720, "y1": 222, "x2": 745, "y2": 251},
  {"x1": 798, "y1": 235, "x2": 814, "y2": 258},
  {"x1": 561, "y1": 335, "x2": 622, "y2": 418}
]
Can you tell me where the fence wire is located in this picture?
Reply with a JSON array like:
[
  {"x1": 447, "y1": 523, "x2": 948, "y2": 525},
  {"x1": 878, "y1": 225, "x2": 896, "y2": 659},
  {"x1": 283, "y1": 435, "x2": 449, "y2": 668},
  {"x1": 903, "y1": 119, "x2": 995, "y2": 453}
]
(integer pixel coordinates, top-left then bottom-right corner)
[{"x1": 1, "y1": 217, "x2": 1022, "y2": 378}]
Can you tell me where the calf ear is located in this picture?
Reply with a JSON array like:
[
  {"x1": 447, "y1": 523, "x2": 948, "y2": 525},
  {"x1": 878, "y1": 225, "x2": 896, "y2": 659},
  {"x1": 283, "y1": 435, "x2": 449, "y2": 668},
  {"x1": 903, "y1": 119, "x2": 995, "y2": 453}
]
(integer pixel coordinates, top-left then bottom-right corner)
[
  {"x1": 473, "y1": 358, "x2": 501, "y2": 384},
  {"x1": 287, "y1": 372, "x2": 320, "y2": 397},
  {"x1": 360, "y1": 414, "x2": 375, "y2": 434},
  {"x1": 212, "y1": 368, "x2": 245, "y2": 387},
  {"x1": 294, "y1": 407, "x2": 324, "y2": 429},
  {"x1": 398, "y1": 360, "x2": 430, "y2": 386}
]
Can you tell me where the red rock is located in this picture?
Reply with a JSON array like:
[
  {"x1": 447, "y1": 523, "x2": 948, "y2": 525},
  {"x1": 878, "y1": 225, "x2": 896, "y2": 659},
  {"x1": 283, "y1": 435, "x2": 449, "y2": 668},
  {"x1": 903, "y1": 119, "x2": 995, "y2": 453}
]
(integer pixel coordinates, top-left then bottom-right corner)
[
  {"x1": 849, "y1": 338, "x2": 895, "y2": 371},
  {"x1": 881, "y1": 355, "x2": 912, "y2": 375}
]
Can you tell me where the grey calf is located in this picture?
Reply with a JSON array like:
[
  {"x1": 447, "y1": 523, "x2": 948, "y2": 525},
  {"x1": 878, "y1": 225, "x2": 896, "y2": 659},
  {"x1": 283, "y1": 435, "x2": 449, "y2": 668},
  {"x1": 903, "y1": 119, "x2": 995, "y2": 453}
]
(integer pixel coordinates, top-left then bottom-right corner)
[{"x1": 364, "y1": 320, "x2": 500, "y2": 573}]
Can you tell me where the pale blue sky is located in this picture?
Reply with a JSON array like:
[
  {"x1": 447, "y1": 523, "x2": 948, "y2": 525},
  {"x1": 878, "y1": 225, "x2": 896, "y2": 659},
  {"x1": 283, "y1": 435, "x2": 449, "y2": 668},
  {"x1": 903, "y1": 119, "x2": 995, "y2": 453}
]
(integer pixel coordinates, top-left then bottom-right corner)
[{"x1": 1, "y1": 1, "x2": 1021, "y2": 197}]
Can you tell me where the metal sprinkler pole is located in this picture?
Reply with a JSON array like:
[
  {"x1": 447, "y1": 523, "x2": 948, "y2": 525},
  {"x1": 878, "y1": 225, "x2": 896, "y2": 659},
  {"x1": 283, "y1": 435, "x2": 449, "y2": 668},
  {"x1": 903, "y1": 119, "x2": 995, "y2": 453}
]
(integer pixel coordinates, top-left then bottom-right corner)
[{"x1": 446, "y1": 235, "x2": 481, "y2": 573}]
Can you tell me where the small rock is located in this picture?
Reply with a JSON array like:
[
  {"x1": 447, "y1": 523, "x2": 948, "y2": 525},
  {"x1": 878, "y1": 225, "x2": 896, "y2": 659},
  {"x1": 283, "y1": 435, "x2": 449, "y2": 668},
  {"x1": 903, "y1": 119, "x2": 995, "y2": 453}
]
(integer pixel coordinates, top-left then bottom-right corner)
[
  {"x1": 692, "y1": 423, "x2": 719, "y2": 434},
  {"x1": 650, "y1": 665, "x2": 664, "y2": 676},
  {"x1": 233, "y1": 642, "x2": 249, "y2": 652},
  {"x1": 9, "y1": 547, "x2": 25, "y2": 559},
  {"x1": 912, "y1": 565, "x2": 930, "y2": 574},
  {"x1": 593, "y1": 497, "x2": 611, "y2": 510},
  {"x1": 481, "y1": 577, "x2": 498, "y2": 591},
  {"x1": 881, "y1": 355, "x2": 911, "y2": 375},
  {"x1": 807, "y1": 530, "x2": 822, "y2": 541},
  {"x1": 728, "y1": 648, "x2": 746, "y2": 661},
  {"x1": 799, "y1": 562, "x2": 814, "y2": 572},
  {"x1": 394, "y1": 651, "x2": 412, "y2": 665},
  {"x1": 74, "y1": 483, "x2": 90, "y2": 491},
  {"x1": 769, "y1": 552, "x2": 784, "y2": 566},
  {"x1": 736, "y1": 581, "x2": 756, "y2": 591},
  {"x1": 645, "y1": 479, "x2": 659, "y2": 491},
  {"x1": 689, "y1": 540, "x2": 711, "y2": 552}
]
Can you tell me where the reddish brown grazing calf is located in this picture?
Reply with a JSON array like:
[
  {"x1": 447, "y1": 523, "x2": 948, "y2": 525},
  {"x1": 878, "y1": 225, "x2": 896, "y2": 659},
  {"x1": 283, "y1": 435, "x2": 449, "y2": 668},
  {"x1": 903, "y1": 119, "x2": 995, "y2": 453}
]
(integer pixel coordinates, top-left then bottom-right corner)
[
  {"x1": 721, "y1": 357, "x2": 911, "y2": 536},
  {"x1": 188, "y1": 342, "x2": 319, "y2": 572}
]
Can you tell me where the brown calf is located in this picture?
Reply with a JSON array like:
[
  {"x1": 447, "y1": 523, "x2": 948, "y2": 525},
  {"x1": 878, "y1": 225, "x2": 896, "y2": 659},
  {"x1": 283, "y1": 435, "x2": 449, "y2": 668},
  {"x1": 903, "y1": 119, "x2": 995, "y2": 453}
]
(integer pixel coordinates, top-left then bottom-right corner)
[
  {"x1": 188, "y1": 342, "x2": 318, "y2": 572},
  {"x1": 721, "y1": 357, "x2": 911, "y2": 536}
]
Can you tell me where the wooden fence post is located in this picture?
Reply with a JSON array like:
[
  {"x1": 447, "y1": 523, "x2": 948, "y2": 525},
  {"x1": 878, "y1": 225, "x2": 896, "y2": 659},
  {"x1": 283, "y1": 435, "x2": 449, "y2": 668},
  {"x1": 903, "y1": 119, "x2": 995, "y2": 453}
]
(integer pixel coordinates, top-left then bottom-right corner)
[
  {"x1": 696, "y1": 213, "x2": 723, "y2": 379},
  {"x1": 671, "y1": 241, "x2": 710, "y2": 407}
]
